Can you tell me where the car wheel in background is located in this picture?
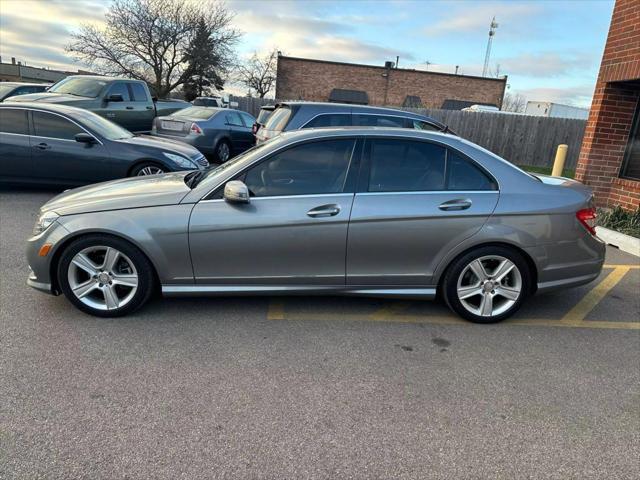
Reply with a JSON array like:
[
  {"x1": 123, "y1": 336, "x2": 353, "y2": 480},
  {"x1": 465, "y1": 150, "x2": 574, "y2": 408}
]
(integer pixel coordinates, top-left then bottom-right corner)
[
  {"x1": 215, "y1": 140, "x2": 231, "y2": 163},
  {"x1": 131, "y1": 162, "x2": 166, "y2": 176},
  {"x1": 57, "y1": 235, "x2": 155, "y2": 317},
  {"x1": 443, "y1": 246, "x2": 531, "y2": 323}
]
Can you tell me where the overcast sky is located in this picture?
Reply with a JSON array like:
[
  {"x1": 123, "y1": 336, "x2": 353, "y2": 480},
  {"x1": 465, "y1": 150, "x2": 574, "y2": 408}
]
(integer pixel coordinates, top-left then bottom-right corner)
[{"x1": 0, "y1": 0, "x2": 614, "y2": 107}]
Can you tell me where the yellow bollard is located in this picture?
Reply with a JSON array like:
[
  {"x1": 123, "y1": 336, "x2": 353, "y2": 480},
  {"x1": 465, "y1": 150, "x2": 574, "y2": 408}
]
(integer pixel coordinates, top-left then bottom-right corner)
[{"x1": 551, "y1": 144, "x2": 568, "y2": 177}]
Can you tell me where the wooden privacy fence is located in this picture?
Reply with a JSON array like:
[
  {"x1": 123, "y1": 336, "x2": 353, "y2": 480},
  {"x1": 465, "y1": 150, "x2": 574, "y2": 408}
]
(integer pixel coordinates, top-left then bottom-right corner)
[{"x1": 230, "y1": 96, "x2": 587, "y2": 169}]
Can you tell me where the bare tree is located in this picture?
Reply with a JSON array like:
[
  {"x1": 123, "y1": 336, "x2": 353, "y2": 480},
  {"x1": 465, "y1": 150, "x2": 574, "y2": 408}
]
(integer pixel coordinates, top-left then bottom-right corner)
[
  {"x1": 67, "y1": 0, "x2": 240, "y2": 98},
  {"x1": 502, "y1": 92, "x2": 527, "y2": 113},
  {"x1": 237, "y1": 49, "x2": 279, "y2": 98}
]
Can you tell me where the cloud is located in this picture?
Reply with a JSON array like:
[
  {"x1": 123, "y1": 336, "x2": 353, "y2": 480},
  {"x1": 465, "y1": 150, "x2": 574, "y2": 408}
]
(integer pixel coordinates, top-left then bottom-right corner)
[
  {"x1": 514, "y1": 85, "x2": 596, "y2": 108},
  {"x1": 424, "y1": 2, "x2": 542, "y2": 37},
  {"x1": 497, "y1": 51, "x2": 595, "y2": 78}
]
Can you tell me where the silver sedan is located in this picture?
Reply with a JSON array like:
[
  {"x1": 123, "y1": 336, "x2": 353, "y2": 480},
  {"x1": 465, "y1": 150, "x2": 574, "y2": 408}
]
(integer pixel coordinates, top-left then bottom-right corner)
[{"x1": 26, "y1": 128, "x2": 605, "y2": 323}]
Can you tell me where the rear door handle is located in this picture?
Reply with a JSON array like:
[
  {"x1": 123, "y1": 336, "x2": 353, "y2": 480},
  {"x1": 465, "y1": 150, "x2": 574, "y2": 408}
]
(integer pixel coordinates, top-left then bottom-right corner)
[
  {"x1": 439, "y1": 199, "x2": 472, "y2": 211},
  {"x1": 145, "y1": 106, "x2": 153, "y2": 110},
  {"x1": 33, "y1": 142, "x2": 51, "y2": 150},
  {"x1": 125, "y1": 106, "x2": 134, "y2": 110},
  {"x1": 307, "y1": 204, "x2": 341, "y2": 218}
]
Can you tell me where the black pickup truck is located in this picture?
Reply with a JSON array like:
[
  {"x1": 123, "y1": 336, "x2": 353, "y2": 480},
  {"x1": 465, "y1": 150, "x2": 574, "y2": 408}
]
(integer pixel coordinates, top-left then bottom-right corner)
[{"x1": 9, "y1": 75, "x2": 190, "y2": 133}]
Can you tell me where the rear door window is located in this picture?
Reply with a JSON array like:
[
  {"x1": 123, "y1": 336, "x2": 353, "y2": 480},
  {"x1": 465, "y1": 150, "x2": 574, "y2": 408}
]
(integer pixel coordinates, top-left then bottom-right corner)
[
  {"x1": 367, "y1": 139, "x2": 446, "y2": 192},
  {"x1": 32, "y1": 111, "x2": 83, "y2": 140},
  {"x1": 353, "y1": 114, "x2": 405, "y2": 128},
  {"x1": 225, "y1": 112, "x2": 244, "y2": 126},
  {"x1": 239, "y1": 112, "x2": 256, "y2": 127},
  {"x1": 129, "y1": 83, "x2": 148, "y2": 102},
  {"x1": 304, "y1": 114, "x2": 351, "y2": 128},
  {"x1": 263, "y1": 107, "x2": 292, "y2": 132},
  {"x1": 412, "y1": 120, "x2": 440, "y2": 131},
  {"x1": 0, "y1": 109, "x2": 29, "y2": 135}
]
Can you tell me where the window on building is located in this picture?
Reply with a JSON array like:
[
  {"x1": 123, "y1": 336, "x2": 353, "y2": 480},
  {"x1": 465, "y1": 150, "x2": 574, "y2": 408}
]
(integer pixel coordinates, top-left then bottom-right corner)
[{"x1": 621, "y1": 100, "x2": 640, "y2": 181}]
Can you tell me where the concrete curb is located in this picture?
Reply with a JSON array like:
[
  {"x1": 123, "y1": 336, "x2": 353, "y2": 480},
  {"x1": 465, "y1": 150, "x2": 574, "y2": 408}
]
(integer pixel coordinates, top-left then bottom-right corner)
[{"x1": 596, "y1": 226, "x2": 640, "y2": 257}]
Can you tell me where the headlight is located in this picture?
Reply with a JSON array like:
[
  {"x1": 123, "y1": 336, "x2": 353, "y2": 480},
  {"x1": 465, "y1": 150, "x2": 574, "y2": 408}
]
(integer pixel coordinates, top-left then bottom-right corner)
[
  {"x1": 163, "y1": 152, "x2": 197, "y2": 169},
  {"x1": 33, "y1": 211, "x2": 59, "y2": 236}
]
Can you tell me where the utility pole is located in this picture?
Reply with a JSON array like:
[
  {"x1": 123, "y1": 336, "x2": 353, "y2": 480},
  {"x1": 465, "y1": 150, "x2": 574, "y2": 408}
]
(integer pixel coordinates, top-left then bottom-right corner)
[
  {"x1": 482, "y1": 16, "x2": 498, "y2": 77},
  {"x1": 424, "y1": 60, "x2": 431, "y2": 71}
]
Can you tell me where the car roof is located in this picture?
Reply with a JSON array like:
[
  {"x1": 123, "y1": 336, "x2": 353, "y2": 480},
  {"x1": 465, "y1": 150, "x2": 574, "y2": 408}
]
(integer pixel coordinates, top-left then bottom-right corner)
[
  {"x1": 0, "y1": 102, "x2": 94, "y2": 116},
  {"x1": 276, "y1": 126, "x2": 457, "y2": 142},
  {"x1": 275, "y1": 101, "x2": 446, "y2": 125},
  {"x1": 1, "y1": 82, "x2": 50, "y2": 87},
  {"x1": 62, "y1": 75, "x2": 143, "y2": 83}
]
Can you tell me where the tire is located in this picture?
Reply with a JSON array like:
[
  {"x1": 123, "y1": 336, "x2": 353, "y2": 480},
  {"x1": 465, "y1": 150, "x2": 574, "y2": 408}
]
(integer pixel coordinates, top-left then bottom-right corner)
[
  {"x1": 57, "y1": 234, "x2": 155, "y2": 317},
  {"x1": 442, "y1": 245, "x2": 531, "y2": 324},
  {"x1": 130, "y1": 162, "x2": 166, "y2": 176},
  {"x1": 215, "y1": 140, "x2": 231, "y2": 163}
]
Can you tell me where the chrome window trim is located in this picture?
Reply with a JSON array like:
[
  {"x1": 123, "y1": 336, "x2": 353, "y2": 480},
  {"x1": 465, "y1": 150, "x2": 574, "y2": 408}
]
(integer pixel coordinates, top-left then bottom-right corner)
[
  {"x1": 300, "y1": 112, "x2": 441, "y2": 130},
  {"x1": 356, "y1": 191, "x2": 499, "y2": 196},
  {"x1": 200, "y1": 192, "x2": 355, "y2": 204},
  {"x1": 0, "y1": 107, "x2": 104, "y2": 145}
]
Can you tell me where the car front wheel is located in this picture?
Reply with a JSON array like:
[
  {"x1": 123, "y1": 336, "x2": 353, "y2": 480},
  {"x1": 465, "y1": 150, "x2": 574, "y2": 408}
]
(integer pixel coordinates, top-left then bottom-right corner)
[
  {"x1": 131, "y1": 162, "x2": 166, "y2": 176},
  {"x1": 57, "y1": 235, "x2": 155, "y2": 317},
  {"x1": 443, "y1": 246, "x2": 531, "y2": 323}
]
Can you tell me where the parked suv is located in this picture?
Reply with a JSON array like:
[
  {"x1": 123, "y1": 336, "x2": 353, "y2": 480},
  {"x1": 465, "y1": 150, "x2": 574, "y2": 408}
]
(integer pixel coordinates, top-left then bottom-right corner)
[
  {"x1": 0, "y1": 82, "x2": 50, "y2": 102},
  {"x1": 255, "y1": 102, "x2": 452, "y2": 144}
]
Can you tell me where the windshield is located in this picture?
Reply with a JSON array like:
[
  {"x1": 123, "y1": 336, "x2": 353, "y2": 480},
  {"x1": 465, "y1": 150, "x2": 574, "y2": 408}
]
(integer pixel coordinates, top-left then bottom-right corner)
[
  {"x1": 173, "y1": 106, "x2": 218, "y2": 120},
  {"x1": 49, "y1": 77, "x2": 107, "y2": 98},
  {"x1": 263, "y1": 106, "x2": 291, "y2": 132},
  {"x1": 76, "y1": 110, "x2": 134, "y2": 140}
]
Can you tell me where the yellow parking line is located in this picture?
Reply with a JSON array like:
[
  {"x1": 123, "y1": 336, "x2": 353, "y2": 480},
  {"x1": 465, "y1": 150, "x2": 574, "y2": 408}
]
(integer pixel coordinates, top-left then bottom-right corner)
[
  {"x1": 603, "y1": 264, "x2": 640, "y2": 269},
  {"x1": 369, "y1": 301, "x2": 412, "y2": 320},
  {"x1": 561, "y1": 266, "x2": 631, "y2": 324},
  {"x1": 267, "y1": 299, "x2": 286, "y2": 320}
]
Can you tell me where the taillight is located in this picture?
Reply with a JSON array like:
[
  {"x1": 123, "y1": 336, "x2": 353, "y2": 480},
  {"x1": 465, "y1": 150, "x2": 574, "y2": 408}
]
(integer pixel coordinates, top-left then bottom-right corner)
[
  {"x1": 576, "y1": 208, "x2": 597, "y2": 235},
  {"x1": 190, "y1": 123, "x2": 203, "y2": 135}
]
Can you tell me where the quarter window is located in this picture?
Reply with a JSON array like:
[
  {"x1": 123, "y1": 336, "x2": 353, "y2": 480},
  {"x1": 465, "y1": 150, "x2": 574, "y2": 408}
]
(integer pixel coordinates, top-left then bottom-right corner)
[
  {"x1": 0, "y1": 109, "x2": 28, "y2": 135},
  {"x1": 367, "y1": 139, "x2": 446, "y2": 192},
  {"x1": 225, "y1": 112, "x2": 244, "y2": 126},
  {"x1": 447, "y1": 151, "x2": 497, "y2": 190},
  {"x1": 353, "y1": 114, "x2": 405, "y2": 128},
  {"x1": 239, "y1": 112, "x2": 255, "y2": 127},
  {"x1": 129, "y1": 83, "x2": 148, "y2": 102},
  {"x1": 243, "y1": 139, "x2": 355, "y2": 197},
  {"x1": 32, "y1": 111, "x2": 83, "y2": 140},
  {"x1": 107, "y1": 82, "x2": 130, "y2": 101},
  {"x1": 412, "y1": 120, "x2": 440, "y2": 131},
  {"x1": 304, "y1": 114, "x2": 351, "y2": 128}
]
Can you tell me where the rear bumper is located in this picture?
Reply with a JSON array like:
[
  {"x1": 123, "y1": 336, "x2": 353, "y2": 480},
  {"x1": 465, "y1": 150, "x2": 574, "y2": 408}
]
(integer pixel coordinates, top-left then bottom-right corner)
[{"x1": 152, "y1": 132, "x2": 215, "y2": 155}]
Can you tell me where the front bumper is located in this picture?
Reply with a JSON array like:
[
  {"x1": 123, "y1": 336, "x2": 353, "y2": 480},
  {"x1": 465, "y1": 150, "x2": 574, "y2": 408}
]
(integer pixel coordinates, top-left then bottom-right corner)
[
  {"x1": 25, "y1": 221, "x2": 70, "y2": 296},
  {"x1": 27, "y1": 268, "x2": 54, "y2": 294}
]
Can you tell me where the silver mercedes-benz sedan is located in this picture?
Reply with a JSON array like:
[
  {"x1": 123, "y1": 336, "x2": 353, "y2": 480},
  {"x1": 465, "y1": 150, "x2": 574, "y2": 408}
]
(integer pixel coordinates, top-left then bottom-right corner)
[{"x1": 26, "y1": 128, "x2": 605, "y2": 323}]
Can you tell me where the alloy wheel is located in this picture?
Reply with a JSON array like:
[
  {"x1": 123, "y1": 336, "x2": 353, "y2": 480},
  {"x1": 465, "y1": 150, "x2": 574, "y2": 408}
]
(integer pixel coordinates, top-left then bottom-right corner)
[
  {"x1": 137, "y1": 165, "x2": 164, "y2": 176},
  {"x1": 67, "y1": 246, "x2": 139, "y2": 311},
  {"x1": 456, "y1": 255, "x2": 522, "y2": 318},
  {"x1": 217, "y1": 142, "x2": 230, "y2": 162}
]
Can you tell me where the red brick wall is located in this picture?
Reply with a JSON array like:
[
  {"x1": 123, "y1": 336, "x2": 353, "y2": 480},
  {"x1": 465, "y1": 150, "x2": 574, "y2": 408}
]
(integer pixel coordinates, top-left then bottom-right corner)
[
  {"x1": 276, "y1": 56, "x2": 507, "y2": 109},
  {"x1": 576, "y1": 0, "x2": 640, "y2": 210}
]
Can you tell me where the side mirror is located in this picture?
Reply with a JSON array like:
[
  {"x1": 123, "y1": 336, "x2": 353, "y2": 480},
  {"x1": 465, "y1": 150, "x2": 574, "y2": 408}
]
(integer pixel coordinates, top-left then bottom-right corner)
[
  {"x1": 224, "y1": 180, "x2": 250, "y2": 204},
  {"x1": 106, "y1": 93, "x2": 124, "y2": 102},
  {"x1": 152, "y1": 96, "x2": 158, "y2": 102},
  {"x1": 75, "y1": 133, "x2": 97, "y2": 144}
]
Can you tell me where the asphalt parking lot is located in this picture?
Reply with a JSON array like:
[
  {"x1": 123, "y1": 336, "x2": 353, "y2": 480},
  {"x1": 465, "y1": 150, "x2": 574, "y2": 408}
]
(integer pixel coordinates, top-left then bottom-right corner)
[{"x1": 1, "y1": 187, "x2": 639, "y2": 479}]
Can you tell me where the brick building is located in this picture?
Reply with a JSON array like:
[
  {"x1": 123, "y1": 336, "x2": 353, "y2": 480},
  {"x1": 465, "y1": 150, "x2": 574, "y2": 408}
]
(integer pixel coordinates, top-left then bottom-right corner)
[
  {"x1": 576, "y1": 0, "x2": 640, "y2": 210},
  {"x1": 275, "y1": 55, "x2": 507, "y2": 110}
]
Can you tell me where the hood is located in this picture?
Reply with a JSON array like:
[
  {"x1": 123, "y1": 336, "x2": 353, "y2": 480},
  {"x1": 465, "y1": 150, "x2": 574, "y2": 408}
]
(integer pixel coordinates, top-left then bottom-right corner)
[
  {"x1": 42, "y1": 172, "x2": 192, "y2": 216},
  {"x1": 117, "y1": 134, "x2": 202, "y2": 159},
  {"x1": 8, "y1": 92, "x2": 89, "y2": 104}
]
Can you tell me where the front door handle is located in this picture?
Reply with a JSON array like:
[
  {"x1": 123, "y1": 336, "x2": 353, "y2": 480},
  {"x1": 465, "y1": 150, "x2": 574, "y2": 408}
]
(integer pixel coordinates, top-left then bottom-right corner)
[
  {"x1": 145, "y1": 106, "x2": 153, "y2": 110},
  {"x1": 33, "y1": 142, "x2": 51, "y2": 150},
  {"x1": 307, "y1": 204, "x2": 341, "y2": 218},
  {"x1": 125, "y1": 106, "x2": 134, "y2": 110},
  {"x1": 439, "y1": 199, "x2": 472, "y2": 211}
]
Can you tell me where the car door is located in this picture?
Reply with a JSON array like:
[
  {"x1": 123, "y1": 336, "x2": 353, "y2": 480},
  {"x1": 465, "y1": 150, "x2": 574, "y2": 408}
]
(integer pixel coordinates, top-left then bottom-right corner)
[
  {"x1": 30, "y1": 110, "x2": 112, "y2": 184},
  {"x1": 0, "y1": 108, "x2": 32, "y2": 180},
  {"x1": 346, "y1": 138, "x2": 499, "y2": 286},
  {"x1": 98, "y1": 82, "x2": 137, "y2": 131},
  {"x1": 224, "y1": 111, "x2": 251, "y2": 154},
  {"x1": 127, "y1": 82, "x2": 155, "y2": 132},
  {"x1": 189, "y1": 138, "x2": 359, "y2": 285},
  {"x1": 237, "y1": 112, "x2": 257, "y2": 151}
]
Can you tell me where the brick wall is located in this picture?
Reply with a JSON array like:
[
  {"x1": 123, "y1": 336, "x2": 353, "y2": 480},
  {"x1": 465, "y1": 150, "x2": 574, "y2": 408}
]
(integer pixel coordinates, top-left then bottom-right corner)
[
  {"x1": 276, "y1": 56, "x2": 507, "y2": 109},
  {"x1": 576, "y1": 0, "x2": 640, "y2": 210}
]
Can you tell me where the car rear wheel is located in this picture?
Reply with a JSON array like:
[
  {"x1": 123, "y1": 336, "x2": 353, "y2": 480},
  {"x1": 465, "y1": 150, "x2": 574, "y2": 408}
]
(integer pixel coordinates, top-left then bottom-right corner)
[
  {"x1": 443, "y1": 246, "x2": 531, "y2": 323},
  {"x1": 57, "y1": 235, "x2": 155, "y2": 317},
  {"x1": 215, "y1": 140, "x2": 231, "y2": 163},
  {"x1": 131, "y1": 162, "x2": 166, "y2": 176}
]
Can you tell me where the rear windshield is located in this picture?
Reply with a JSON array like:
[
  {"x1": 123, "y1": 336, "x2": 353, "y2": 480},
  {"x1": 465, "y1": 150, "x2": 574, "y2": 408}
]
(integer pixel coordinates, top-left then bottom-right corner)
[
  {"x1": 172, "y1": 106, "x2": 218, "y2": 120},
  {"x1": 263, "y1": 106, "x2": 292, "y2": 132}
]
